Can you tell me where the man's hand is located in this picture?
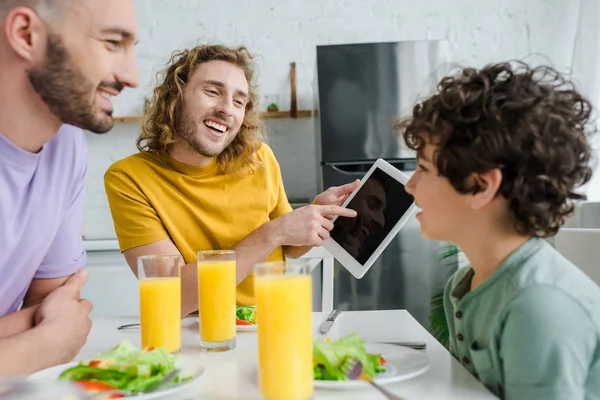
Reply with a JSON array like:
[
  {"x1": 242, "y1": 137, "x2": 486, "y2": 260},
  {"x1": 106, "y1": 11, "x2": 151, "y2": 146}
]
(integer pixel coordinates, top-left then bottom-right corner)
[
  {"x1": 312, "y1": 180, "x2": 360, "y2": 210},
  {"x1": 272, "y1": 204, "x2": 357, "y2": 247},
  {"x1": 35, "y1": 269, "x2": 93, "y2": 363},
  {"x1": 281, "y1": 181, "x2": 360, "y2": 259}
]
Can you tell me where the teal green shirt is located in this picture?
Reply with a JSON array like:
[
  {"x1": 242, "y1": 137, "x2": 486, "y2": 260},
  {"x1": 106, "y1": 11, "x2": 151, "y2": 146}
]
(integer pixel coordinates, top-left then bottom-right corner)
[{"x1": 444, "y1": 238, "x2": 600, "y2": 399}]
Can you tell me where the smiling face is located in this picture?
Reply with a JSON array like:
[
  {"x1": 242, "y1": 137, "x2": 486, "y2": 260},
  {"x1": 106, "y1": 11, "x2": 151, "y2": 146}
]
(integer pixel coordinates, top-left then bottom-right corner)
[
  {"x1": 176, "y1": 60, "x2": 249, "y2": 158},
  {"x1": 331, "y1": 178, "x2": 387, "y2": 258},
  {"x1": 23, "y1": 0, "x2": 139, "y2": 133}
]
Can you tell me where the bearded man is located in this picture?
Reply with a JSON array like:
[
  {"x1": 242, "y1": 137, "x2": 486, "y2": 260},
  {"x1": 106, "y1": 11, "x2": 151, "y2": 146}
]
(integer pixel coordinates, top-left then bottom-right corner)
[
  {"x1": 0, "y1": 0, "x2": 139, "y2": 374},
  {"x1": 105, "y1": 44, "x2": 358, "y2": 316}
]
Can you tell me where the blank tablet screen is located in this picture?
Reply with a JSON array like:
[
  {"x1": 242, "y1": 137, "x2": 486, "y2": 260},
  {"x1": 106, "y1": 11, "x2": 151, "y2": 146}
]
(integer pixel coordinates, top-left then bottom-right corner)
[{"x1": 329, "y1": 167, "x2": 414, "y2": 265}]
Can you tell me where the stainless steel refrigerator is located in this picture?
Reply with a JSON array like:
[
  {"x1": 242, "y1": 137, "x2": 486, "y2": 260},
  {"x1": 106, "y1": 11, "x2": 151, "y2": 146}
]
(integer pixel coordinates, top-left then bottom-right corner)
[{"x1": 313, "y1": 40, "x2": 457, "y2": 328}]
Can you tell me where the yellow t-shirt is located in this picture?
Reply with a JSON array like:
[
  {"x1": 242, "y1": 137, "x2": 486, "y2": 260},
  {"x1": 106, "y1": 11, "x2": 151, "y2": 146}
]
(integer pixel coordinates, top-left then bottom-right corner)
[{"x1": 104, "y1": 143, "x2": 293, "y2": 305}]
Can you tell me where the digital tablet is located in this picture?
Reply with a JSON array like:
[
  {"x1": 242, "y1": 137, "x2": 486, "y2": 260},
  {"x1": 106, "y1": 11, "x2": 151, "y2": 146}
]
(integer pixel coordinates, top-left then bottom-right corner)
[{"x1": 323, "y1": 158, "x2": 417, "y2": 279}]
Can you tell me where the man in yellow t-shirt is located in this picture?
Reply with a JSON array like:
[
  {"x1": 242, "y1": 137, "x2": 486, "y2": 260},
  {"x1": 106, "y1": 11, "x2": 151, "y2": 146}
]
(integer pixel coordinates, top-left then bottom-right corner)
[{"x1": 104, "y1": 45, "x2": 358, "y2": 316}]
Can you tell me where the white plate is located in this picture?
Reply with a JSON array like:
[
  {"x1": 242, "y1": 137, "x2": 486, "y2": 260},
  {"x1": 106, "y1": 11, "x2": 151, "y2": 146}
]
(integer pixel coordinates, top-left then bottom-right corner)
[
  {"x1": 28, "y1": 355, "x2": 204, "y2": 399},
  {"x1": 313, "y1": 342, "x2": 430, "y2": 389},
  {"x1": 237, "y1": 324, "x2": 257, "y2": 332}
]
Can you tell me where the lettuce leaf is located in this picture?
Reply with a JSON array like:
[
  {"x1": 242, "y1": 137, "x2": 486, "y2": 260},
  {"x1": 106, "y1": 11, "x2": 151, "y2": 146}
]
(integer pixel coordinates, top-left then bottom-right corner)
[
  {"x1": 236, "y1": 306, "x2": 256, "y2": 324},
  {"x1": 313, "y1": 333, "x2": 384, "y2": 381},
  {"x1": 59, "y1": 340, "x2": 182, "y2": 393}
]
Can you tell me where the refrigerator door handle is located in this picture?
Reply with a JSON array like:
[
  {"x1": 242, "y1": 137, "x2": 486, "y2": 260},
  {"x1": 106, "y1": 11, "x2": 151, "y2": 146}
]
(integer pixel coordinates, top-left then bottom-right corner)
[
  {"x1": 325, "y1": 159, "x2": 417, "y2": 175},
  {"x1": 329, "y1": 164, "x2": 367, "y2": 175}
]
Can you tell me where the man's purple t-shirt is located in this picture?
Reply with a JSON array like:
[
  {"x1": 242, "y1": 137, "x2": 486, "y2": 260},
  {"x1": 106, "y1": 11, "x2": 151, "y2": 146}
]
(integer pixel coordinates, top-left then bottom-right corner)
[{"x1": 0, "y1": 124, "x2": 87, "y2": 316}]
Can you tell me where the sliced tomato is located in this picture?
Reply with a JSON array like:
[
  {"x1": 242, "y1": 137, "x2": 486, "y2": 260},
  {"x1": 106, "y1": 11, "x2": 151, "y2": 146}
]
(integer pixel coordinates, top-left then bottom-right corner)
[
  {"x1": 75, "y1": 380, "x2": 116, "y2": 392},
  {"x1": 74, "y1": 380, "x2": 124, "y2": 397},
  {"x1": 236, "y1": 318, "x2": 252, "y2": 325},
  {"x1": 379, "y1": 356, "x2": 386, "y2": 366},
  {"x1": 88, "y1": 360, "x2": 111, "y2": 368},
  {"x1": 103, "y1": 394, "x2": 125, "y2": 399}
]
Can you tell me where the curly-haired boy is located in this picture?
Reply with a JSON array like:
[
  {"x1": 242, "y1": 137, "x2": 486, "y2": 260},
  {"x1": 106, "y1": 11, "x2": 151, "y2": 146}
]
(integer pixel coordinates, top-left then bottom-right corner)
[{"x1": 396, "y1": 61, "x2": 600, "y2": 399}]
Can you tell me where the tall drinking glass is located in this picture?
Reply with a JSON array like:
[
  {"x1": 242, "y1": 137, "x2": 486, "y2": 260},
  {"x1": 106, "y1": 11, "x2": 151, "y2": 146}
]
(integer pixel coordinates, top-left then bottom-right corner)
[
  {"x1": 197, "y1": 250, "x2": 236, "y2": 352},
  {"x1": 255, "y1": 261, "x2": 313, "y2": 400},
  {"x1": 137, "y1": 255, "x2": 182, "y2": 353}
]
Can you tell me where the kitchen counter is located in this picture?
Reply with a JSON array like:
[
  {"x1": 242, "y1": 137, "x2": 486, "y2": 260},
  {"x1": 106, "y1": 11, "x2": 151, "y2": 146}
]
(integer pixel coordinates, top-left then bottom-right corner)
[{"x1": 83, "y1": 239, "x2": 120, "y2": 252}]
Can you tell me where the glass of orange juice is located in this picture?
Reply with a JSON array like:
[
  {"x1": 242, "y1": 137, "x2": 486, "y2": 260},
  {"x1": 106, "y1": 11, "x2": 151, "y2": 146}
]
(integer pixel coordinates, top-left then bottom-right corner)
[
  {"x1": 137, "y1": 255, "x2": 182, "y2": 353},
  {"x1": 197, "y1": 250, "x2": 236, "y2": 352},
  {"x1": 255, "y1": 261, "x2": 313, "y2": 400}
]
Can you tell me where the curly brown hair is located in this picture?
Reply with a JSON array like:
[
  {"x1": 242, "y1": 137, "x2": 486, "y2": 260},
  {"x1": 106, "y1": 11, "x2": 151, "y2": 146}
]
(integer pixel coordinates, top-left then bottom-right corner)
[
  {"x1": 394, "y1": 61, "x2": 596, "y2": 237},
  {"x1": 137, "y1": 44, "x2": 264, "y2": 175}
]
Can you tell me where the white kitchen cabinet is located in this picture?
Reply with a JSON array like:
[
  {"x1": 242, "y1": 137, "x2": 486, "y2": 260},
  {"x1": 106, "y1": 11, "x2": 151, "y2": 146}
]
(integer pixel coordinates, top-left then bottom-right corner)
[{"x1": 82, "y1": 246, "x2": 139, "y2": 318}]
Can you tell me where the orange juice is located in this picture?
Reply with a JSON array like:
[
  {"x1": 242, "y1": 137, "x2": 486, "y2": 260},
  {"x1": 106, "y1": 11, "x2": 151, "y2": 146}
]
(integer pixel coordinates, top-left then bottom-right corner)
[
  {"x1": 256, "y1": 274, "x2": 313, "y2": 400},
  {"x1": 197, "y1": 260, "x2": 236, "y2": 342},
  {"x1": 139, "y1": 277, "x2": 181, "y2": 353}
]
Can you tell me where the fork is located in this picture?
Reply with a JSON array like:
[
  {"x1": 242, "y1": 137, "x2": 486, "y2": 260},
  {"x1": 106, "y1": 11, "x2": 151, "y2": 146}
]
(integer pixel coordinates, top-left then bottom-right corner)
[
  {"x1": 343, "y1": 359, "x2": 406, "y2": 400},
  {"x1": 318, "y1": 309, "x2": 342, "y2": 334}
]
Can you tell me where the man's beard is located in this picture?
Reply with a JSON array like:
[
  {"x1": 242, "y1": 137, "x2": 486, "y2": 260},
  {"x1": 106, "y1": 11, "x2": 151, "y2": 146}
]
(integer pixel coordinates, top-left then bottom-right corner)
[
  {"x1": 176, "y1": 104, "x2": 236, "y2": 158},
  {"x1": 27, "y1": 33, "x2": 122, "y2": 134}
]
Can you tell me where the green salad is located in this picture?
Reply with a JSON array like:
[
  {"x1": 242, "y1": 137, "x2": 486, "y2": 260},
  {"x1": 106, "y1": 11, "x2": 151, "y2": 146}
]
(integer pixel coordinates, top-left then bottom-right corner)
[
  {"x1": 313, "y1": 333, "x2": 386, "y2": 380},
  {"x1": 236, "y1": 305, "x2": 256, "y2": 325},
  {"x1": 59, "y1": 340, "x2": 191, "y2": 394}
]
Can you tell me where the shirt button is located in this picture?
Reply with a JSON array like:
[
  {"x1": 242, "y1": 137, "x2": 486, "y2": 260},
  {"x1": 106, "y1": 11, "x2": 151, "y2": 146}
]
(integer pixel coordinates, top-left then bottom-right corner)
[
  {"x1": 455, "y1": 310, "x2": 463, "y2": 318},
  {"x1": 457, "y1": 333, "x2": 464, "y2": 341},
  {"x1": 462, "y1": 356, "x2": 470, "y2": 365}
]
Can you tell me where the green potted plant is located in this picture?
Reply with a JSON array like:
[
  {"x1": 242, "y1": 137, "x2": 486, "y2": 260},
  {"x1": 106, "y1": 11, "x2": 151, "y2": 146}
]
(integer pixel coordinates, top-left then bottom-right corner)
[{"x1": 429, "y1": 244, "x2": 460, "y2": 348}]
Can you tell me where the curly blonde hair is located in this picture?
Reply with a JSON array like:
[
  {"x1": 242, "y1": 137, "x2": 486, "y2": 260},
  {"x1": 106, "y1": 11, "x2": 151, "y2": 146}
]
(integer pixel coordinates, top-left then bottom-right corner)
[{"x1": 137, "y1": 45, "x2": 264, "y2": 175}]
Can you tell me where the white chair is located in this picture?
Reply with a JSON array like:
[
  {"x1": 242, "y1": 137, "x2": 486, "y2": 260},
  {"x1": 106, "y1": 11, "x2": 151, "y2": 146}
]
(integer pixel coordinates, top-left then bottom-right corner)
[
  {"x1": 291, "y1": 247, "x2": 335, "y2": 313},
  {"x1": 554, "y1": 228, "x2": 600, "y2": 285}
]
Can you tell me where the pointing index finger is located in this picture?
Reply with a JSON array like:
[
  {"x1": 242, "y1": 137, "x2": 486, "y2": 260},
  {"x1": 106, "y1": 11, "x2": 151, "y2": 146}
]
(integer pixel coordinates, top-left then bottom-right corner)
[
  {"x1": 320, "y1": 205, "x2": 357, "y2": 218},
  {"x1": 330, "y1": 180, "x2": 360, "y2": 196}
]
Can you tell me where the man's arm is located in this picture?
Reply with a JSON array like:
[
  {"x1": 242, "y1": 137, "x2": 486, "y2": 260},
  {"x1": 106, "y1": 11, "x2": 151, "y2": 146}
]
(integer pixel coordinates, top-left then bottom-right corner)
[
  {"x1": 0, "y1": 307, "x2": 38, "y2": 339},
  {"x1": 0, "y1": 324, "x2": 72, "y2": 375},
  {"x1": 22, "y1": 276, "x2": 72, "y2": 307},
  {"x1": 0, "y1": 270, "x2": 93, "y2": 375},
  {"x1": 283, "y1": 180, "x2": 361, "y2": 259},
  {"x1": 0, "y1": 275, "x2": 75, "y2": 338},
  {"x1": 123, "y1": 240, "x2": 192, "y2": 317},
  {"x1": 0, "y1": 275, "x2": 76, "y2": 338},
  {"x1": 123, "y1": 204, "x2": 355, "y2": 317},
  {"x1": 283, "y1": 245, "x2": 312, "y2": 259}
]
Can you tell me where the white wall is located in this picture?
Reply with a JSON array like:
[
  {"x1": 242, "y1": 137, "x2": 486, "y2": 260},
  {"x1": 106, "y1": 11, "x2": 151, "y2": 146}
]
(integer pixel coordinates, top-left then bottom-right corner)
[
  {"x1": 84, "y1": 0, "x2": 582, "y2": 240},
  {"x1": 570, "y1": 0, "x2": 600, "y2": 202}
]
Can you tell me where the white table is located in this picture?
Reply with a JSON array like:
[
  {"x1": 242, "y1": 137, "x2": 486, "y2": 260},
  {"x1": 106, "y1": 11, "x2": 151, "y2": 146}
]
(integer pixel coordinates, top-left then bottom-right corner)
[{"x1": 78, "y1": 311, "x2": 496, "y2": 400}]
